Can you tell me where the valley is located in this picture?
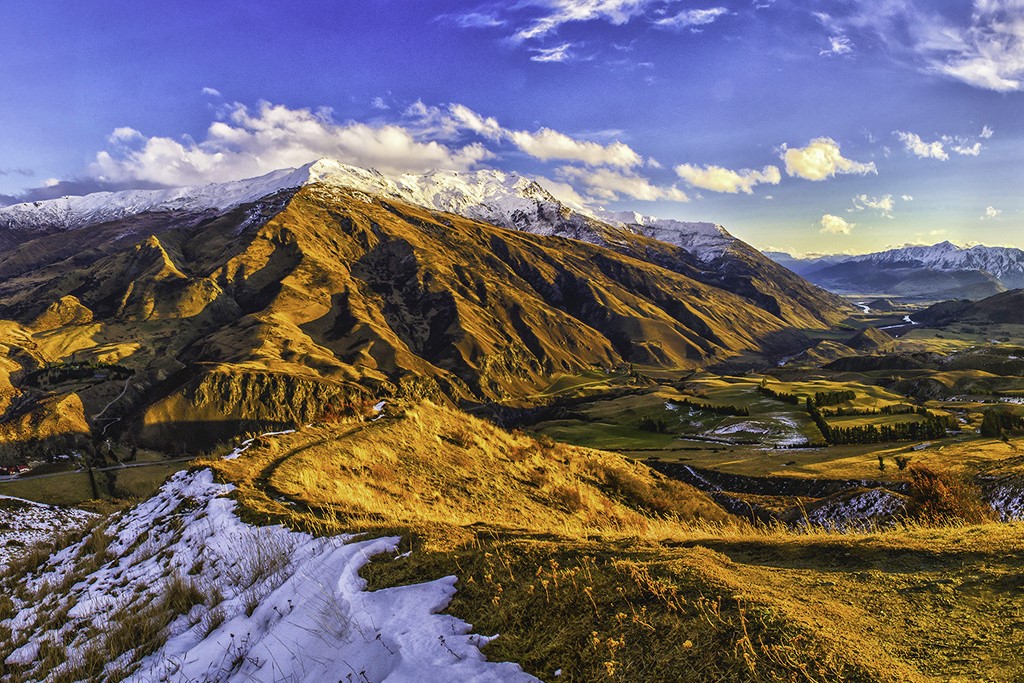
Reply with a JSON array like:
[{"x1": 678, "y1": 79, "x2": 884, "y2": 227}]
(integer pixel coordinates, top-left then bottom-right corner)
[{"x1": 1, "y1": 162, "x2": 1022, "y2": 682}]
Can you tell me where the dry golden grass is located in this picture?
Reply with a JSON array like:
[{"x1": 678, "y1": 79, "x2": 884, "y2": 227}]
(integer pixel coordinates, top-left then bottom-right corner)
[
  {"x1": 200, "y1": 400, "x2": 1024, "y2": 681},
  {"x1": 204, "y1": 401, "x2": 732, "y2": 549}
]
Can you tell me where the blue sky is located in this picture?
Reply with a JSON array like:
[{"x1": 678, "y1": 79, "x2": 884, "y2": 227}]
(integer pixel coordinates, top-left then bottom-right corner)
[{"x1": 1, "y1": 0, "x2": 1022, "y2": 254}]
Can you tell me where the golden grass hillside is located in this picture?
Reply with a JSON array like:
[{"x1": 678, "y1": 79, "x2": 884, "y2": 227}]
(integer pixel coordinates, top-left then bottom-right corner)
[
  {"x1": 203, "y1": 400, "x2": 733, "y2": 544},
  {"x1": 197, "y1": 401, "x2": 1024, "y2": 682}
]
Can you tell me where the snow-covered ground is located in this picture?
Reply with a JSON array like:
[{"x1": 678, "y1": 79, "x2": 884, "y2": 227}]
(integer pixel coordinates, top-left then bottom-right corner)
[
  {"x1": 0, "y1": 495, "x2": 95, "y2": 568},
  {"x1": 2, "y1": 470, "x2": 537, "y2": 682},
  {"x1": 703, "y1": 416, "x2": 809, "y2": 448},
  {"x1": 798, "y1": 488, "x2": 907, "y2": 531},
  {"x1": 987, "y1": 479, "x2": 1024, "y2": 521}
]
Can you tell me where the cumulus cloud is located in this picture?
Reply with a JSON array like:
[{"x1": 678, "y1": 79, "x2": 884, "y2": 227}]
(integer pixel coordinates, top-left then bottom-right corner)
[
  {"x1": 851, "y1": 193, "x2": 895, "y2": 218},
  {"x1": 370, "y1": 96, "x2": 390, "y2": 111},
  {"x1": 781, "y1": 138, "x2": 876, "y2": 181},
  {"x1": 895, "y1": 129, "x2": 989, "y2": 160},
  {"x1": 558, "y1": 166, "x2": 689, "y2": 202},
  {"x1": 90, "y1": 101, "x2": 494, "y2": 186},
  {"x1": 674, "y1": 163, "x2": 780, "y2": 194},
  {"x1": 895, "y1": 131, "x2": 948, "y2": 160},
  {"x1": 201, "y1": 87, "x2": 222, "y2": 97},
  {"x1": 411, "y1": 102, "x2": 643, "y2": 168},
  {"x1": 951, "y1": 141, "x2": 981, "y2": 156},
  {"x1": 510, "y1": 129, "x2": 641, "y2": 167},
  {"x1": 654, "y1": 7, "x2": 730, "y2": 30},
  {"x1": 981, "y1": 205, "x2": 1002, "y2": 220},
  {"x1": 819, "y1": 214, "x2": 855, "y2": 235}
]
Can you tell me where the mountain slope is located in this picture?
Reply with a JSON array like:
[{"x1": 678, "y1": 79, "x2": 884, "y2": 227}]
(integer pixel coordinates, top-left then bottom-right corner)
[
  {"x1": 1, "y1": 160, "x2": 850, "y2": 330},
  {"x1": 0, "y1": 180, "x2": 821, "y2": 453}
]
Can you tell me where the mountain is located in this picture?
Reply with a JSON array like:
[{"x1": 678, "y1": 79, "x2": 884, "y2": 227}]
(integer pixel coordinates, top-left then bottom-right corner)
[
  {"x1": 0, "y1": 160, "x2": 848, "y2": 454},
  {"x1": 915, "y1": 289, "x2": 1024, "y2": 326},
  {"x1": 766, "y1": 241, "x2": 1024, "y2": 300}
]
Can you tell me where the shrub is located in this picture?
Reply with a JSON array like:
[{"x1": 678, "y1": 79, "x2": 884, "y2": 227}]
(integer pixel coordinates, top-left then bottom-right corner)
[{"x1": 903, "y1": 466, "x2": 995, "y2": 525}]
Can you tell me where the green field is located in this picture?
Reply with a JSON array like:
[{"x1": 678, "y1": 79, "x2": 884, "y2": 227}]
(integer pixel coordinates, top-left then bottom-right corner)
[{"x1": 0, "y1": 461, "x2": 190, "y2": 507}]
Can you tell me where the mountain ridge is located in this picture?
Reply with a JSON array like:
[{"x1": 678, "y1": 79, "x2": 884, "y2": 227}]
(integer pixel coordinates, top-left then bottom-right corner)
[{"x1": 766, "y1": 241, "x2": 1024, "y2": 299}]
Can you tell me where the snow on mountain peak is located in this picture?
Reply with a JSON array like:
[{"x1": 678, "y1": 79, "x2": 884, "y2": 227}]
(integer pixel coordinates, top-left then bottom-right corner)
[
  {"x1": 597, "y1": 210, "x2": 736, "y2": 261},
  {"x1": 0, "y1": 158, "x2": 738, "y2": 262}
]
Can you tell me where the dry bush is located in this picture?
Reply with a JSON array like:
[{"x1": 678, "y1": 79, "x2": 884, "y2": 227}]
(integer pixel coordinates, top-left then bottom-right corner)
[{"x1": 903, "y1": 465, "x2": 996, "y2": 525}]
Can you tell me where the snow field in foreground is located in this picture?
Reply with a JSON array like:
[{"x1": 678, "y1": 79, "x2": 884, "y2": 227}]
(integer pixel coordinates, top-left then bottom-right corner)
[{"x1": 3, "y1": 469, "x2": 538, "y2": 682}]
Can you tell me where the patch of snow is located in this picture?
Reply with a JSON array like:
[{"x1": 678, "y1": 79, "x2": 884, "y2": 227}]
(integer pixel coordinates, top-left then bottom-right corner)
[
  {"x1": 2, "y1": 469, "x2": 538, "y2": 682},
  {"x1": 798, "y1": 488, "x2": 906, "y2": 530},
  {"x1": 713, "y1": 421, "x2": 770, "y2": 436},
  {"x1": 597, "y1": 210, "x2": 736, "y2": 262},
  {"x1": 223, "y1": 429, "x2": 296, "y2": 460},
  {"x1": 987, "y1": 479, "x2": 1024, "y2": 521},
  {"x1": 0, "y1": 496, "x2": 95, "y2": 568}
]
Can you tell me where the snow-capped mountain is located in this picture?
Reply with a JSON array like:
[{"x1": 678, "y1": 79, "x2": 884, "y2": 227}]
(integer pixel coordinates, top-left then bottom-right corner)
[
  {"x1": 0, "y1": 158, "x2": 739, "y2": 261},
  {"x1": 597, "y1": 210, "x2": 735, "y2": 262},
  {"x1": 847, "y1": 241, "x2": 1024, "y2": 285},
  {"x1": 766, "y1": 241, "x2": 1024, "y2": 299}
]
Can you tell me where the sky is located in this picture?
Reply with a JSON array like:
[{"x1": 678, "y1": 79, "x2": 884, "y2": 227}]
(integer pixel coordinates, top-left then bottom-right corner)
[{"x1": 1, "y1": 0, "x2": 1022, "y2": 255}]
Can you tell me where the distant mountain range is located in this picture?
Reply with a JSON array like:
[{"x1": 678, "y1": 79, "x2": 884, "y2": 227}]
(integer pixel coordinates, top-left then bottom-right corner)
[
  {"x1": 0, "y1": 159, "x2": 848, "y2": 454},
  {"x1": 765, "y1": 241, "x2": 1024, "y2": 300}
]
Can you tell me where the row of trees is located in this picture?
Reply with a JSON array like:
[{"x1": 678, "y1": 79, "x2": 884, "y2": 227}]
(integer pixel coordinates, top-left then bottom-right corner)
[
  {"x1": 980, "y1": 408, "x2": 1024, "y2": 438},
  {"x1": 812, "y1": 390, "x2": 856, "y2": 407},
  {"x1": 666, "y1": 398, "x2": 749, "y2": 416},
  {"x1": 806, "y1": 397, "x2": 955, "y2": 445},
  {"x1": 756, "y1": 384, "x2": 801, "y2": 405}
]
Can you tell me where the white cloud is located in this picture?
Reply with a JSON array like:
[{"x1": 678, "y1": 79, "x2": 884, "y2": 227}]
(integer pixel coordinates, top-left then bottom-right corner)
[
  {"x1": 930, "y1": 1, "x2": 1024, "y2": 92},
  {"x1": 531, "y1": 175, "x2": 590, "y2": 210},
  {"x1": 452, "y1": 12, "x2": 506, "y2": 28},
  {"x1": 109, "y1": 127, "x2": 144, "y2": 143},
  {"x1": 851, "y1": 193, "x2": 895, "y2": 218},
  {"x1": 510, "y1": 0, "x2": 667, "y2": 41},
  {"x1": 896, "y1": 129, "x2": 988, "y2": 159},
  {"x1": 819, "y1": 214, "x2": 855, "y2": 235},
  {"x1": 981, "y1": 205, "x2": 1002, "y2": 220},
  {"x1": 558, "y1": 166, "x2": 689, "y2": 202},
  {"x1": 820, "y1": 35, "x2": 853, "y2": 56},
  {"x1": 655, "y1": 7, "x2": 730, "y2": 30},
  {"x1": 530, "y1": 43, "x2": 575, "y2": 62},
  {"x1": 901, "y1": 194, "x2": 914, "y2": 201},
  {"x1": 895, "y1": 130, "x2": 949, "y2": 160},
  {"x1": 91, "y1": 101, "x2": 494, "y2": 186},
  {"x1": 201, "y1": 87, "x2": 222, "y2": 97},
  {"x1": 824, "y1": 1, "x2": 1024, "y2": 92},
  {"x1": 411, "y1": 103, "x2": 644, "y2": 168},
  {"x1": 371, "y1": 96, "x2": 390, "y2": 111},
  {"x1": 447, "y1": 104, "x2": 505, "y2": 141},
  {"x1": 674, "y1": 163, "x2": 781, "y2": 194},
  {"x1": 512, "y1": 129, "x2": 641, "y2": 166},
  {"x1": 951, "y1": 141, "x2": 981, "y2": 156},
  {"x1": 781, "y1": 138, "x2": 876, "y2": 181}
]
